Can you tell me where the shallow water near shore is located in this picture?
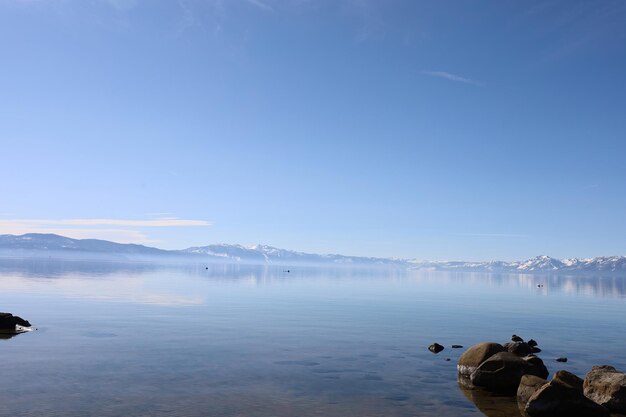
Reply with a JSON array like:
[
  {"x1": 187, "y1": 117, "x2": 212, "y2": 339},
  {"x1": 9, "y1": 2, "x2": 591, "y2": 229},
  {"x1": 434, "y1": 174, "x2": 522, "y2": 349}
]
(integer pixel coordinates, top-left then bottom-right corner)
[{"x1": 1, "y1": 259, "x2": 626, "y2": 416}]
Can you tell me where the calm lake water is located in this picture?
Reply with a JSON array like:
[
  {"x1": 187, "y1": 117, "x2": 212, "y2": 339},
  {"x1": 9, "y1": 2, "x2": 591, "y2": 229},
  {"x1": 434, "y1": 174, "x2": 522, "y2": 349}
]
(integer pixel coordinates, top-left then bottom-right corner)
[{"x1": 1, "y1": 258, "x2": 626, "y2": 417}]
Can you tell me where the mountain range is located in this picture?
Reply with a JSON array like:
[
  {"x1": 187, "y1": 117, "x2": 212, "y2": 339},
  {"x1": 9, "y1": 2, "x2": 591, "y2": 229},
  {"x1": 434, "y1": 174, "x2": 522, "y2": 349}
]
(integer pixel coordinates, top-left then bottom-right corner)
[{"x1": 1, "y1": 233, "x2": 625, "y2": 273}]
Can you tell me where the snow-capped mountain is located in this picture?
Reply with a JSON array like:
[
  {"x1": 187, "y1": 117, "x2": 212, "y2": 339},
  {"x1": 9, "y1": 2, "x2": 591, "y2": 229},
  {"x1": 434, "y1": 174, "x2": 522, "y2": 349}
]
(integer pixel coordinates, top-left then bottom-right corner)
[
  {"x1": 409, "y1": 255, "x2": 626, "y2": 273},
  {"x1": 1, "y1": 233, "x2": 625, "y2": 272},
  {"x1": 181, "y1": 243, "x2": 401, "y2": 265}
]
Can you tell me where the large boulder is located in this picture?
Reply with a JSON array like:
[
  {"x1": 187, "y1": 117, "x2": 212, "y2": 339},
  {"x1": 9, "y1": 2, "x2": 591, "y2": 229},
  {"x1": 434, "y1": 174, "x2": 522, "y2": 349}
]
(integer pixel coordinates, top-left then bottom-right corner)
[
  {"x1": 517, "y1": 374, "x2": 548, "y2": 405},
  {"x1": 583, "y1": 365, "x2": 626, "y2": 413},
  {"x1": 526, "y1": 370, "x2": 610, "y2": 417},
  {"x1": 0, "y1": 312, "x2": 31, "y2": 330},
  {"x1": 470, "y1": 352, "x2": 548, "y2": 393},
  {"x1": 457, "y1": 342, "x2": 506, "y2": 377}
]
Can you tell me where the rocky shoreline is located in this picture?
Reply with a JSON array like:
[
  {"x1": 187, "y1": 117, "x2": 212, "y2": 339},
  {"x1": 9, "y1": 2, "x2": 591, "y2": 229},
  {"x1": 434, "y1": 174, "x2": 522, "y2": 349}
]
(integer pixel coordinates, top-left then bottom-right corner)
[{"x1": 448, "y1": 335, "x2": 626, "y2": 416}]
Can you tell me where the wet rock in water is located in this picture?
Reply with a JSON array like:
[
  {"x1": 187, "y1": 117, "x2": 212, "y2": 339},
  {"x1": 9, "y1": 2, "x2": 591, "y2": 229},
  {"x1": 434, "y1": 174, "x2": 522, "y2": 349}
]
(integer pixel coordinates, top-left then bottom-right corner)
[
  {"x1": 445, "y1": 358, "x2": 451, "y2": 361},
  {"x1": 504, "y1": 341, "x2": 533, "y2": 357},
  {"x1": 517, "y1": 374, "x2": 548, "y2": 406},
  {"x1": 428, "y1": 343, "x2": 444, "y2": 353},
  {"x1": 526, "y1": 370, "x2": 609, "y2": 417},
  {"x1": 556, "y1": 357, "x2": 568, "y2": 363},
  {"x1": 458, "y1": 342, "x2": 507, "y2": 377},
  {"x1": 0, "y1": 312, "x2": 31, "y2": 330},
  {"x1": 527, "y1": 339, "x2": 538, "y2": 347},
  {"x1": 470, "y1": 353, "x2": 549, "y2": 393},
  {"x1": 531, "y1": 346, "x2": 542, "y2": 353},
  {"x1": 512, "y1": 334, "x2": 524, "y2": 342},
  {"x1": 583, "y1": 365, "x2": 626, "y2": 414},
  {"x1": 451, "y1": 345, "x2": 463, "y2": 349}
]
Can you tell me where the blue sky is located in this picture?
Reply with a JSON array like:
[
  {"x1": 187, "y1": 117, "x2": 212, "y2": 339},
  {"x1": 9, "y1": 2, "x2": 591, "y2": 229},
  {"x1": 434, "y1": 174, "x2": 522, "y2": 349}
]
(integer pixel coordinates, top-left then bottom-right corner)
[{"x1": 1, "y1": 0, "x2": 625, "y2": 260}]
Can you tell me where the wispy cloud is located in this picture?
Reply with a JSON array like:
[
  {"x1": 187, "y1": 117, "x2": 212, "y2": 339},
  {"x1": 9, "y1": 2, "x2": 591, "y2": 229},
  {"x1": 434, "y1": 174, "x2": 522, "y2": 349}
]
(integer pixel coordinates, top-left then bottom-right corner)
[
  {"x1": 244, "y1": 0, "x2": 273, "y2": 12},
  {"x1": 0, "y1": 218, "x2": 212, "y2": 227},
  {"x1": 0, "y1": 217, "x2": 210, "y2": 244},
  {"x1": 422, "y1": 71, "x2": 483, "y2": 86},
  {"x1": 450, "y1": 232, "x2": 528, "y2": 238}
]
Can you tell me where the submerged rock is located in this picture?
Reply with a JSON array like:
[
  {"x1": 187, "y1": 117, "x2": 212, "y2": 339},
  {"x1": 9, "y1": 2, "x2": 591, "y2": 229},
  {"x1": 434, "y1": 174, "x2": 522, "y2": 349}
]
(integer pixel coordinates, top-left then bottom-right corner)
[
  {"x1": 556, "y1": 357, "x2": 568, "y2": 363},
  {"x1": 458, "y1": 342, "x2": 506, "y2": 377},
  {"x1": 584, "y1": 365, "x2": 626, "y2": 414},
  {"x1": 525, "y1": 370, "x2": 610, "y2": 417}
]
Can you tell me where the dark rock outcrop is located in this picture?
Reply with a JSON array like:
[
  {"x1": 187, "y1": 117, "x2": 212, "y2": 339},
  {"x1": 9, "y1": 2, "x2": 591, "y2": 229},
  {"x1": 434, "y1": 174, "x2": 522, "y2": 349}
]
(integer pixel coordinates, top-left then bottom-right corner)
[
  {"x1": 458, "y1": 342, "x2": 507, "y2": 377},
  {"x1": 583, "y1": 365, "x2": 626, "y2": 414},
  {"x1": 0, "y1": 312, "x2": 31, "y2": 330},
  {"x1": 525, "y1": 370, "x2": 610, "y2": 417}
]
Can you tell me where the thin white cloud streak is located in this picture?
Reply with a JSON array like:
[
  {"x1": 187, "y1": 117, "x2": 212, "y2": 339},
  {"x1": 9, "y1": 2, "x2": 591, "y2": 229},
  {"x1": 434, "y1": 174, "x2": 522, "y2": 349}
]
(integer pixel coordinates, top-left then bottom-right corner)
[
  {"x1": 244, "y1": 0, "x2": 273, "y2": 12},
  {"x1": 422, "y1": 71, "x2": 483, "y2": 86},
  {"x1": 450, "y1": 233, "x2": 529, "y2": 238},
  {"x1": 0, "y1": 218, "x2": 210, "y2": 227}
]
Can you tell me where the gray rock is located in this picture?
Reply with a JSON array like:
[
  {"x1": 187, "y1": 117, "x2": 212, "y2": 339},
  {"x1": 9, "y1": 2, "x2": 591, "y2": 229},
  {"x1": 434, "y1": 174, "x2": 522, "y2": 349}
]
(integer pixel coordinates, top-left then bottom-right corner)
[
  {"x1": 526, "y1": 370, "x2": 610, "y2": 417},
  {"x1": 583, "y1": 365, "x2": 626, "y2": 414},
  {"x1": 457, "y1": 342, "x2": 506, "y2": 377}
]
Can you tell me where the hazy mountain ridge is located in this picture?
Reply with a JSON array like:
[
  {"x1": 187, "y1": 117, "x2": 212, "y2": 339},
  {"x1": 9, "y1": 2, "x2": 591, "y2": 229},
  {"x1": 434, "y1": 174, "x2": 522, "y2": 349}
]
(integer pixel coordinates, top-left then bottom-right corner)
[{"x1": 1, "y1": 234, "x2": 625, "y2": 272}]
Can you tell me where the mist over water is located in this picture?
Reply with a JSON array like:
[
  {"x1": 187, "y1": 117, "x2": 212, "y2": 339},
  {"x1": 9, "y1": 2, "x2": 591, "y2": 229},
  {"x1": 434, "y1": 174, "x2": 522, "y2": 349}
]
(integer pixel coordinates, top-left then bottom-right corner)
[{"x1": 1, "y1": 259, "x2": 625, "y2": 416}]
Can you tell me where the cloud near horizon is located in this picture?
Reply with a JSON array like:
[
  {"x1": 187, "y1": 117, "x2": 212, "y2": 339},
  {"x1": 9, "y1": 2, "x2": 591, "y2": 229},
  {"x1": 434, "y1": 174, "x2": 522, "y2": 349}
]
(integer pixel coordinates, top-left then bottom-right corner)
[{"x1": 0, "y1": 217, "x2": 211, "y2": 244}]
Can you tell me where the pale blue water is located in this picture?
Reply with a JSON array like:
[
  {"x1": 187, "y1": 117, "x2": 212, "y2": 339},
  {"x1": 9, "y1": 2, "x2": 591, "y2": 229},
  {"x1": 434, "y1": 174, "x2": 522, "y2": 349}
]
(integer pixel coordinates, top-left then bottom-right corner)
[{"x1": 1, "y1": 259, "x2": 626, "y2": 416}]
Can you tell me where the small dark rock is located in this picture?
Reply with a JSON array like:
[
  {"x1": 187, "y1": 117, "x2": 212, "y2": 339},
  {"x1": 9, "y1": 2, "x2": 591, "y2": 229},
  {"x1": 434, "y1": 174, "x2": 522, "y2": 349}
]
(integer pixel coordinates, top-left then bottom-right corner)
[
  {"x1": 556, "y1": 357, "x2": 568, "y2": 363},
  {"x1": 504, "y1": 341, "x2": 533, "y2": 356},
  {"x1": 531, "y1": 347, "x2": 542, "y2": 353},
  {"x1": 527, "y1": 339, "x2": 538, "y2": 347},
  {"x1": 512, "y1": 334, "x2": 524, "y2": 342},
  {"x1": 445, "y1": 358, "x2": 451, "y2": 361},
  {"x1": 451, "y1": 345, "x2": 463, "y2": 349},
  {"x1": 428, "y1": 343, "x2": 444, "y2": 354}
]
